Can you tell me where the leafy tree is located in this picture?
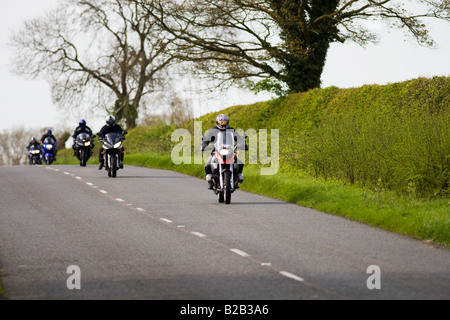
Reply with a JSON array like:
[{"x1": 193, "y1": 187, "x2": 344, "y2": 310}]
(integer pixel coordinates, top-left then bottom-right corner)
[{"x1": 142, "y1": 0, "x2": 450, "y2": 94}]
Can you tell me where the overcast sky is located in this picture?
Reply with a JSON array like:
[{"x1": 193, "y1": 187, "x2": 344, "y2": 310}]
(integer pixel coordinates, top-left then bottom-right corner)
[{"x1": 1, "y1": 0, "x2": 449, "y2": 134}]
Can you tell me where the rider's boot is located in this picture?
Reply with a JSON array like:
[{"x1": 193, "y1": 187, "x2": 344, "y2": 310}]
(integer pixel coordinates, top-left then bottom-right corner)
[{"x1": 206, "y1": 174, "x2": 214, "y2": 190}]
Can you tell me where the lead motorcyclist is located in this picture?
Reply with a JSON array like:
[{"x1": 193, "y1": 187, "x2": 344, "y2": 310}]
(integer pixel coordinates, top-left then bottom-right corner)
[
  {"x1": 202, "y1": 114, "x2": 248, "y2": 190},
  {"x1": 97, "y1": 115, "x2": 126, "y2": 170},
  {"x1": 72, "y1": 119, "x2": 94, "y2": 157}
]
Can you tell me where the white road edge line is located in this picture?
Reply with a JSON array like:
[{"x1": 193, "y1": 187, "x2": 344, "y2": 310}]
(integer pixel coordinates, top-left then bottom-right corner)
[
  {"x1": 230, "y1": 249, "x2": 250, "y2": 257},
  {"x1": 160, "y1": 218, "x2": 173, "y2": 223},
  {"x1": 280, "y1": 271, "x2": 304, "y2": 282}
]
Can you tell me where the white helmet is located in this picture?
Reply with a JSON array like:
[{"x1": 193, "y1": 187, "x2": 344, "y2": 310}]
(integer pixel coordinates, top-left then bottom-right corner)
[{"x1": 106, "y1": 115, "x2": 115, "y2": 126}]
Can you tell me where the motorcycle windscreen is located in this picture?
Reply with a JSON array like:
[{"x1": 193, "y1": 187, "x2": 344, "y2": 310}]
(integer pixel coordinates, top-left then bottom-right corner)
[
  {"x1": 76, "y1": 133, "x2": 90, "y2": 142},
  {"x1": 214, "y1": 130, "x2": 235, "y2": 150},
  {"x1": 44, "y1": 137, "x2": 55, "y2": 144},
  {"x1": 104, "y1": 132, "x2": 122, "y2": 145}
]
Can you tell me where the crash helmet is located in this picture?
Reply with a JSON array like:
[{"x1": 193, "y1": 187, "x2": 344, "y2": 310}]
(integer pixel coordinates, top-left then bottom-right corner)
[
  {"x1": 216, "y1": 114, "x2": 229, "y2": 130},
  {"x1": 106, "y1": 115, "x2": 115, "y2": 126},
  {"x1": 46, "y1": 129, "x2": 52, "y2": 135},
  {"x1": 31, "y1": 137, "x2": 37, "y2": 143},
  {"x1": 79, "y1": 119, "x2": 86, "y2": 127}
]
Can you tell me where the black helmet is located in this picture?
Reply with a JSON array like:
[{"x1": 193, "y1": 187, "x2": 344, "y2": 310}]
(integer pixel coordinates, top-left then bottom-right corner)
[
  {"x1": 79, "y1": 119, "x2": 86, "y2": 127},
  {"x1": 106, "y1": 115, "x2": 115, "y2": 126},
  {"x1": 216, "y1": 114, "x2": 229, "y2": 130}
]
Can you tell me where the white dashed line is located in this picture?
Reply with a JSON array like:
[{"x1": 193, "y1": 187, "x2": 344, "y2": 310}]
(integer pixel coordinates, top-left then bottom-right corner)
[
  {"x1": 64, "y1": 172, "x2": 70, "y2": 175},
  {"x1": 86, "y1": 182, "x2": 94, "y2": 186},
  {"x1": 136, "y1": 208, "x2": 145, "y2": 212},
  {"x1": 191, "y1": 232, "x2": 207, "y2": 238},
  {"x1": 100, "y1": 190, "x2": 108, "y2": 194},
  {"x1": 261, "y1": 263, "x2": 272, "y2": 266},
  {"x1": 160, "y1": 218, "x2": 173, "y2": 223},
  {"x1": 116, "y1": 198, "x2": 125, "y2": 202},
  {"x1": 75, "y1": 177, "x2": 82, "y2": 180},
  {"x1": 230, "y1": 249, "x2": 250, "y2": 257},
  {"x1": 280, "y1": 271, "x2": 304, "y2": 282}
]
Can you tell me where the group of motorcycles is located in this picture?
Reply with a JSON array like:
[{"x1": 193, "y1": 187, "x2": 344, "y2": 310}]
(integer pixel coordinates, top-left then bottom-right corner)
[
  {"x1": 27, "y1": 131, "x2": 127, "y2": 180},
  {"x1": 27, "y1": 137, "x2": 58, "y2": 166},
  {"x1": 73, "y1": 131, "x2": 127, "y2": 178},
  {"x1": 29, "y1": 128, "x2": 244, "y2": 204}
]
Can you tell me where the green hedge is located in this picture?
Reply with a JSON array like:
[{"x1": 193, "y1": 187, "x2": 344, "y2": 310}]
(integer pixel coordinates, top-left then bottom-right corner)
[{"x1": 192, "y1": 77, "x2": 449, "y2": 198}]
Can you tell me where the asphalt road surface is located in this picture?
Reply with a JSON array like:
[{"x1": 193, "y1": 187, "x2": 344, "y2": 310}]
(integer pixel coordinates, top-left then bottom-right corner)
[{"x1": 0, "y1": 165, "x2": 449, "y2": 301}]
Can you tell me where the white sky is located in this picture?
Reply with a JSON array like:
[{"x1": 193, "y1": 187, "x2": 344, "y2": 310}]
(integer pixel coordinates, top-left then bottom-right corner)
[{"x1": 1, "y1": 0, "x2": 449, "y2": 134}]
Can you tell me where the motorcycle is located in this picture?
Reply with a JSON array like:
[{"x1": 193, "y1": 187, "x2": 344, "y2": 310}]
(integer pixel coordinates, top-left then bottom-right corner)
[
  {"x1": 28, "y1": 145, "x2": 42, "y2": 165},
  {"x1": 98, "y1": 131, "x2": 127, "y2": 178},
  {"x1": 74, "y1": 133, "x2": 95, "y2": 167},
  {"x1": 206, "y1": 131, "x2": 244, "y2": 204},
  {"x1": 42, "y1": 137, "x2": 56, "y2": 165}
]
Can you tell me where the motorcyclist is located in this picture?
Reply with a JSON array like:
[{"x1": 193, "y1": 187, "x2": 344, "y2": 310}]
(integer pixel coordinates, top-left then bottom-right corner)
[
  {"x1": 202, "y1": 114, "x2": 248, "y2": 190},
  {"x1": 40, "y1": 129, "x2": 58, "y2": 161},
  {"x1": 26, "y1": 137, "x2": 41, "y2": 151},
  {"x1": 72, "y1": 119, "x2": 94, "y2": 157},
  {"x1": 97, "y1": 115, "x2": 126, "y2": 170}
]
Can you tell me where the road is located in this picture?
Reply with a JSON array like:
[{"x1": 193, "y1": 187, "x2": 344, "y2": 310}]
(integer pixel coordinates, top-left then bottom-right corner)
[{"x1": 0, "y1": 165, "x2": 449, "y2": 301}]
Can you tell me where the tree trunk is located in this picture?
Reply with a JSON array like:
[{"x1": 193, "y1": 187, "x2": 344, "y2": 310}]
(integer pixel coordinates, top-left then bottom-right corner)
[
  {"x1": 270, "y1": 0, "x2": 339, "y2": 93},
  {"x1": 283, "y1": 37, "x2": 331, "y2": 93}
]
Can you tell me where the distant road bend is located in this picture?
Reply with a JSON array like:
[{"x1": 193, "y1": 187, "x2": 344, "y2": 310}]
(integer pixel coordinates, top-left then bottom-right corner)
[{"x1": 0, "y1": 165, "x2": 449, "y2": 300}]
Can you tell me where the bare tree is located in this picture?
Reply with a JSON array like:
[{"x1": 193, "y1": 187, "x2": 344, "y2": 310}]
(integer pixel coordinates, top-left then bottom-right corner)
[
  {"x1": 10, "y1": 0, "x2": 177, "y2": 129},
  {"x1": 140, "y1": 0, "x2": 450, "y2": 95},
  {"x1": 0, "y1": 127, "x2": 35, "y2": 166}
]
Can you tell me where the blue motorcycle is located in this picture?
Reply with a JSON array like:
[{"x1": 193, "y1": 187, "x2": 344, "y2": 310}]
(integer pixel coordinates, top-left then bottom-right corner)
[{"x1": 42, "y1": 137, "x2": 56, "y2": 165}]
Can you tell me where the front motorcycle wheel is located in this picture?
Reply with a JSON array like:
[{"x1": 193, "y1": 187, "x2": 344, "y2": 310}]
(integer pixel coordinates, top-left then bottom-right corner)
[
  {"x1": 80, "y1": 149, "x2": 86, "y2": 167},
  {"x1": 224, "y1": 171, "x2": 232, "y2": 204},
  {"x1": 110, "y1": 156, "x2": 117, "y2": 178}
]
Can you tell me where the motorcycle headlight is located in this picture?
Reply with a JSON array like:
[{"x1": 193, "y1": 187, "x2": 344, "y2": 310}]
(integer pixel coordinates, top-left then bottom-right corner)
[
  {"x1": 84, "y1": 141, "x2": 91, "y2": 146},
  {"x1": 46, "y1": 145, "x2": 53, "y2": 150},
  {"x1": 219, "y1": 148, "x2": 232, "y2": 156},
  {"x1": 114, "y1": 142, "x2": 122, "y2": 149}
]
